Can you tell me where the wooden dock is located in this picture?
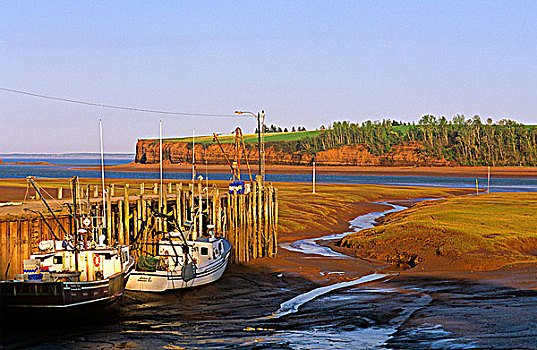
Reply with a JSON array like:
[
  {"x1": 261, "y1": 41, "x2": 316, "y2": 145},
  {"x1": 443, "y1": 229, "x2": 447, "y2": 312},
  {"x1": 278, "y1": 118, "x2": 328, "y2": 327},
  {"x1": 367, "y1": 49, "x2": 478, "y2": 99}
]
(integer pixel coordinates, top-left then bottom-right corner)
[{"x1": 0, "y1": 177, "x2": 278, "y2": 280}]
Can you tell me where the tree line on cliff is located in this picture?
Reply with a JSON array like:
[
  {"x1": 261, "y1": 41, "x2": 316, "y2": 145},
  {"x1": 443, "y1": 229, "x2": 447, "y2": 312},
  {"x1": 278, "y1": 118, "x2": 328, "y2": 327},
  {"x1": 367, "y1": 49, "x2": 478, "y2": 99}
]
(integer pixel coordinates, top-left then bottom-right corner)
[{"x1": 269, "y1": 115, "x2": 537, "y2": 166}]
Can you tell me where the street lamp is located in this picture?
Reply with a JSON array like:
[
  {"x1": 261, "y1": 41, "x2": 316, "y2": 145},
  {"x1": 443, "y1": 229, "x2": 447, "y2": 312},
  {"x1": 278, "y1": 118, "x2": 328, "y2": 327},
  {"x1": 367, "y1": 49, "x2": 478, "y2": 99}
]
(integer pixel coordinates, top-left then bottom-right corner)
[{"x1": 234, "y1": 110, "x2": 265, "y2": 185}]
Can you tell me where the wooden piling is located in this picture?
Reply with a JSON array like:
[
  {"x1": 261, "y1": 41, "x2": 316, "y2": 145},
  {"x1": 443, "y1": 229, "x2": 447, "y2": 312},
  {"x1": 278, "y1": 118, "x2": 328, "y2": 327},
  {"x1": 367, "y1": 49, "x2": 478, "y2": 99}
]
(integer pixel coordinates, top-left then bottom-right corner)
[
  {"x1": 123, "y1": 184, "x2": 130, "y2": 246},
  {"x1": 274, "y1": 188, "x2": 279, "y2": 256},
  {"x1": 176, "y1": 183, "x2": 182, "y2": 227},
  {"x1": 106, "y1": 187, "x2": 112, "y2": 243},
  {"x1": 0, "y1": 179, "x2": 279, "y2": 277},
  {"x1": 118, "y1": 200, "x2": 124, "y2": 245}
]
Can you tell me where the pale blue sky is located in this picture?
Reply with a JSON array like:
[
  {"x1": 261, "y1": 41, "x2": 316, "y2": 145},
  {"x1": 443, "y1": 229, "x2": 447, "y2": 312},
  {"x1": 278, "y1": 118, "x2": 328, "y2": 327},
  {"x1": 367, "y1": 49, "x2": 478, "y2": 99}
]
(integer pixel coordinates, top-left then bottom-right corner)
[{"x1": 1, "y1": 1, "x2": 536, "y2": 153}]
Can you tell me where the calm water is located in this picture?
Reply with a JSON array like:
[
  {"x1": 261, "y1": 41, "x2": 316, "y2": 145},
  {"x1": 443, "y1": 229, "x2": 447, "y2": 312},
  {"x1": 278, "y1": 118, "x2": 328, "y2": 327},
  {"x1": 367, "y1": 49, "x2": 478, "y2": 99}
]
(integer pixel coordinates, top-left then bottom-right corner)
[{"x1": 1, "y1": 157, "x2": 537, "y2": 192}]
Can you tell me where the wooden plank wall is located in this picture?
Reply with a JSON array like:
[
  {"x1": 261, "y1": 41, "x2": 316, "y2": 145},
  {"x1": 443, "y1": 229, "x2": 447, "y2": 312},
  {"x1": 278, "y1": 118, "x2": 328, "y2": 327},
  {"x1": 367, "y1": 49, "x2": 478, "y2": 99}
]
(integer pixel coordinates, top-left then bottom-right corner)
[{"x1": 0, "y1": 180, "x2": 278, "y2": 279}]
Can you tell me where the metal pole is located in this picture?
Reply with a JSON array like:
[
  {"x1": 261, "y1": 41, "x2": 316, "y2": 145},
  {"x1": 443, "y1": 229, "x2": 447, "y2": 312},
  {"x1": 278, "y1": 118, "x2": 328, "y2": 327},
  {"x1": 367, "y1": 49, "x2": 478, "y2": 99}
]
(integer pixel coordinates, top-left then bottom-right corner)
[
  {"x1": 261, "y1": 110, "x2": 266, "y2": 185},
  {"x1": 257, "y1": 112, "x2": 261, "y2": 178},
  {"x1": 313, "y1": 161, "x2": 316, "y2": 194},
  {"x1": 192, "y1": 129, "x2": 196, "y2": 181},
  {"x1": 160, "y1": 120, "x2": 163, "y2": 211},
  {"x1": 99, "y1": 119, "x2": 106, "y2": 228},
  {"x1": 487, "y1": 166, "x2": 490, "y2": 193}
]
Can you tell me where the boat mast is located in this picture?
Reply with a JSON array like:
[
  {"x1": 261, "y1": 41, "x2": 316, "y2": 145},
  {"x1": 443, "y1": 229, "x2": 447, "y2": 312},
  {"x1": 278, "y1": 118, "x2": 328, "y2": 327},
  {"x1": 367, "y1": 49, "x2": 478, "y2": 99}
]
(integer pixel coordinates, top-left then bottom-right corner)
[
  {"x1": 192, "y1": 129, "x2": 196, "y2": 181},
  {"x1": 160, "y1": 120, "x2": 163, "y2": 211},
  {"x1": 100, "y1": 119, "x2": 106, "y2": 231},
  {"x1": 71, "y1": 176, "x2": 79, "y2": 271},
  {"x1": 191, "y1": 129, "x2": 195, "y2": 225}
]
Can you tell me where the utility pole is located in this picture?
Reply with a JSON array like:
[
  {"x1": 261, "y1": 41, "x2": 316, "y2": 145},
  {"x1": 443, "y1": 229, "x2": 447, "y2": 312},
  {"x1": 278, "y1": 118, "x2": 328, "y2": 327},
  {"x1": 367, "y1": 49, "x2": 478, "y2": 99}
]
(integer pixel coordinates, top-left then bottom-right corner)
[
  {"x1": 235, "y1": 109, "x2": 266, "y2": 186},
  {"x1": 257, "y1": 112, "x2": 261, "y2": 179},
  {"x1": 312, "y1": 161, "x2": 316, "y2": 194},
  {"x1": 260, "y1": 110, "x2": 266, "y2": 185}
]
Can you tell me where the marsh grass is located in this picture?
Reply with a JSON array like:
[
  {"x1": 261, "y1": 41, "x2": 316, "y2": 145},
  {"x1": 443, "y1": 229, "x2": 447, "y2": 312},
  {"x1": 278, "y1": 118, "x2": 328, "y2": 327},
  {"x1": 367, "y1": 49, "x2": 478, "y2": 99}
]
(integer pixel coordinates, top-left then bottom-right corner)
[
  {"x1": 276, "y1": 182, "x2": 471, "y2": 240},
  {"x1": 340, "y1": 193, "x2": 537, "y2": 270}
]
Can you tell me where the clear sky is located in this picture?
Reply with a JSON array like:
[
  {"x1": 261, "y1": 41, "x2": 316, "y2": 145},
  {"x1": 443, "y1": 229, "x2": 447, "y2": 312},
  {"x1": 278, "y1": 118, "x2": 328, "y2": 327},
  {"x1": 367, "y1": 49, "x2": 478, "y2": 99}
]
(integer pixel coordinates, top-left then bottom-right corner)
[{"x1": 2, "y1": 1, "x2": 536, "y2": 153}]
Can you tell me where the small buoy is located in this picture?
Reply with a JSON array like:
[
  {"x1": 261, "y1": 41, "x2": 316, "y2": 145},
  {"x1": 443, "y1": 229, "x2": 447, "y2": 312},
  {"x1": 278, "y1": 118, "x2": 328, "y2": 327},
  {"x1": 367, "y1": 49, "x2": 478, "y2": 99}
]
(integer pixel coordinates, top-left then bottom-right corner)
[{"x1": 277, "y1": 273, "x2": 283, "y2": 278}]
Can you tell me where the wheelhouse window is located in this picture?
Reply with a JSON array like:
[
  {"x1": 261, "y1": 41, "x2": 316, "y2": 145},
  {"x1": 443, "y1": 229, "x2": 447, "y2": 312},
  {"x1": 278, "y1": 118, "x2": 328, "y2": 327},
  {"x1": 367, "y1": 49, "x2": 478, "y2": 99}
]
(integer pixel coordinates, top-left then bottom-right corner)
[{"x1": 201, "y1": 247, "x2": 209, "y2": 256}]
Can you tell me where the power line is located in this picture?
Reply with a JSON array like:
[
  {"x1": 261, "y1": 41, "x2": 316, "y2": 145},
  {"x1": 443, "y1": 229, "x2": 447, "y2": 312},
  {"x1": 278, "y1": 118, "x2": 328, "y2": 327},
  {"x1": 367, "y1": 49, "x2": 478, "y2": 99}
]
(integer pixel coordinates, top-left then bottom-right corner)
[{"x1": 0, "y1": 87, "x2": 241, "y2": 117}]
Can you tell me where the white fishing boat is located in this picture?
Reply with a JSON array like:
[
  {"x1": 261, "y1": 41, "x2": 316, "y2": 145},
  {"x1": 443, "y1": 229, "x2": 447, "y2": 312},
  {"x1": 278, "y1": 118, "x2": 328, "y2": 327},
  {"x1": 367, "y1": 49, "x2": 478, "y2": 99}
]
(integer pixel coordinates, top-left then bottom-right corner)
[
  {"x1": 0, "y1": 176, "x2": 135, "y2": 309},
  {"x1": 0, "y1": 238, "x2": 134, "y2": 309},
  {"x1": 126, "y1": 229, "x2": 231, "y2": 292},
  {"x1": 126, "y1": 122, "x2": 231, "y2": 292}
]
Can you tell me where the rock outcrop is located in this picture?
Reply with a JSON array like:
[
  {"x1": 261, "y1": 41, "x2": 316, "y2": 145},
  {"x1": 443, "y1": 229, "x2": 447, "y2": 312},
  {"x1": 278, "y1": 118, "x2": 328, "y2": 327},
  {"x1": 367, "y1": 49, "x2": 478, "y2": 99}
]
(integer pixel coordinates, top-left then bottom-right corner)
[{"x1": 135, "y1": 140, "x2": 452, "y2": 166}]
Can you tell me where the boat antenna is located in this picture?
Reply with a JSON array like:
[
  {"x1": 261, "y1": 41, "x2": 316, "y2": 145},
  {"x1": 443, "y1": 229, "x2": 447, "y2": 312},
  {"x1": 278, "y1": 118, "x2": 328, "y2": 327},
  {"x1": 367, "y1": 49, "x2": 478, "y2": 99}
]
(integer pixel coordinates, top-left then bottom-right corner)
[{"x1": 100, "y1": 119, "x2": 107, "y2": 229}]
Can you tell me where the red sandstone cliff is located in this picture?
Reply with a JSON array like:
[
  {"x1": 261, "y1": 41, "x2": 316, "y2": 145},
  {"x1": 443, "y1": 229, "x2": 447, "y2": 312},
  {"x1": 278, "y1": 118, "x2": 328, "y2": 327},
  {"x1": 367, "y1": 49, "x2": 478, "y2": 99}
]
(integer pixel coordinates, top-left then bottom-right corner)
[{"x1": 136, "y1": 140, "x2": 452, "y2": 166}]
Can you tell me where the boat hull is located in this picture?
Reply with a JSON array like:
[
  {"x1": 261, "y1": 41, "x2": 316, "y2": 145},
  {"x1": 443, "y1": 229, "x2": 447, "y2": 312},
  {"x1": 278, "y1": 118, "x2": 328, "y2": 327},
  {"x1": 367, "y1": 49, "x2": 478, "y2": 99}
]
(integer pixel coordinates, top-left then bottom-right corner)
[
  {"x1": 0, "y1": 272, "x2": 125, "y2": 309},
  {"x1": 126, "y1": 246, "x2": 230, "y2": 292}
]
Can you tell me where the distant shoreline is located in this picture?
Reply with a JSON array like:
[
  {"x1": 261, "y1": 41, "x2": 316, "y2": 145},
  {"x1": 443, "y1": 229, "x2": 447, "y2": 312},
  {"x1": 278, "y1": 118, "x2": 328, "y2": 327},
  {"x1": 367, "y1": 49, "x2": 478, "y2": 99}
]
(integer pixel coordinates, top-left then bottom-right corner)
[{"x1": 77, "y1": 162, "x2": 537, "y2": 179}]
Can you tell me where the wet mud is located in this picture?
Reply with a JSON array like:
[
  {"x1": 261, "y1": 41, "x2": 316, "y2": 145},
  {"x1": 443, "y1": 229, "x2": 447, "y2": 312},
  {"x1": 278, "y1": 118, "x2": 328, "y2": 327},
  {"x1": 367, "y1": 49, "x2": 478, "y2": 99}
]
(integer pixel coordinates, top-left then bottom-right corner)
[{"x1": 2, "y1": 202, "x2": 537, "y2": 349}]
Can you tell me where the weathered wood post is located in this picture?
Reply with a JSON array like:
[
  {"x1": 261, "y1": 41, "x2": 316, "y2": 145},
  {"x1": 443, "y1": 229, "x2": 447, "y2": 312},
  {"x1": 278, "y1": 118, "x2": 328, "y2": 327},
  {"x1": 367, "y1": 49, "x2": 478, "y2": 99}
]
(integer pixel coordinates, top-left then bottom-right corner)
[
  {"x1": 110, "y1": 184, "x2": 115, "y2": 197},
  {"x1": 274, "y1": 187, "x2": 279, "y2": 256},
  {"x1": 252, "y1": 181, "x2": 258, "y2": 259},
  {"x1": 215, "y1": 188, "x2": 221, "y2": 235},
  {"x1": 58, "y1": 187, "x2": 63, "y2": 199},
  {"x1": 123, "y1": 184, "x2": 130, "y2": 246},
  {"x1": 118, "y1": 200, "x2": 124, "y2": 245},
  {"x1": 226, "y1": 191, "x2": 232, "y2": 261},
  {"x1": 141, "y1": 197, "x2": 148, "y2": 256},
  {"x1": 136, "y1": 197, "x2": 142, "y2": 242},
  {"x1": 94, "y1": 185, "x2": 99, "y2": 198},
  {"x1": 264, "y1": 186, "x2": 269, "y2": 257},
  {"x1": 256, "y1": 176, "x2": 263, "y2": 257},
  {"x1": 189, "y1": 183, "x2": 194, "y2": 222},
  {"x1": 139, "y1": 183, "x2": 145, "y2": 196},
  {"x1": 176, "y1": 183, "x2": 182, "y2": 227},
  {"x1": 211, "y1": 186, "x2": 217, "y2": 229},
  {"x1": 106, "y1": 186, "x2": 112, "y2": 243},
  {"x1": 182, "y1": 185, "x2": 187, "y2": 225},
  {"x1": 163, "y1": 186, "x2": 168, "y2": 232},
  {"x1": 249, "y1": 189, "x2": 257, "y2": 260}
]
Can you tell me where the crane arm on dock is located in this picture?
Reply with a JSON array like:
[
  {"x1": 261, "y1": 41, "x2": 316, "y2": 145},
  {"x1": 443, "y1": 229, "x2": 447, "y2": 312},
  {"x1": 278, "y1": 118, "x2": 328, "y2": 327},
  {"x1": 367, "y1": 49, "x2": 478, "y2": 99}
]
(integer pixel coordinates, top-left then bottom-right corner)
[{"x1": 213, "y1": 133, "x2": 239, "y2": 180}]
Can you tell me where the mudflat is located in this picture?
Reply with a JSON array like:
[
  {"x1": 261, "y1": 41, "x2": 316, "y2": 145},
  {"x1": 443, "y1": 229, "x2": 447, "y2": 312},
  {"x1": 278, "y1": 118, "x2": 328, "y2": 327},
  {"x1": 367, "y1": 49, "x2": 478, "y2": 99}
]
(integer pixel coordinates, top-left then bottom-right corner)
[{"x1": 1, "y1": 181, "x2": 536, "y2": 348}]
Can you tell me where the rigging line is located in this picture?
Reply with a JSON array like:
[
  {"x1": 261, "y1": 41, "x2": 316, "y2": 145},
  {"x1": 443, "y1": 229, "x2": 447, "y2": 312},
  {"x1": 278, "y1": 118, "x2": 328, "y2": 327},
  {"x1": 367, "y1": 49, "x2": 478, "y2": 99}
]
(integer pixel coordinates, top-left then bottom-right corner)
[{"x1": 0, "y1": 87, "x2": 242, "y2": 118}]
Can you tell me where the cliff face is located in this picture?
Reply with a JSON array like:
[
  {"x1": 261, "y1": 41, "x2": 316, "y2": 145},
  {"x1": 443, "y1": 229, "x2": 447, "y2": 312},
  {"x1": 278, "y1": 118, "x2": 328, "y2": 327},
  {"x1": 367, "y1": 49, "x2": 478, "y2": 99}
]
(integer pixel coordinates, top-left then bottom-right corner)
[{"x1": 135, "y1": 140, "x2": 451, "y2": 166}]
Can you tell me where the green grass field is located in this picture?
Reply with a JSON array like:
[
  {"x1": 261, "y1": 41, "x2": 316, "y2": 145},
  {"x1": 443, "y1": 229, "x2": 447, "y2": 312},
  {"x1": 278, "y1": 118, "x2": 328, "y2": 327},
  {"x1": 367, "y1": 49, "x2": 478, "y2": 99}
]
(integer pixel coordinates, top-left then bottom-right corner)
[{"x1": 140, "y1": 130, "x2": 320, "y2": 144}]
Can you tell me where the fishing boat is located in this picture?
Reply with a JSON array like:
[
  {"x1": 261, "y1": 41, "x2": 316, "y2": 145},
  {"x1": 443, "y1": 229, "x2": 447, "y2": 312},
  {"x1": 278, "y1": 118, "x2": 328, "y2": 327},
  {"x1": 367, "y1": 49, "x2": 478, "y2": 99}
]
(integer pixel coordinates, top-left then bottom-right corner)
[
  {"x1": 125, "y1": 226, "x2": 231, "y2": 292},
  {"x1": 126, "y1": 122, "x2": 231, "y2": 292},
  {"x1": 0, "y1": 176, "x2": 134, "y2": 309},
  {"x1": 0, "y1": 237, "x2": 134, "y2": 309}
]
